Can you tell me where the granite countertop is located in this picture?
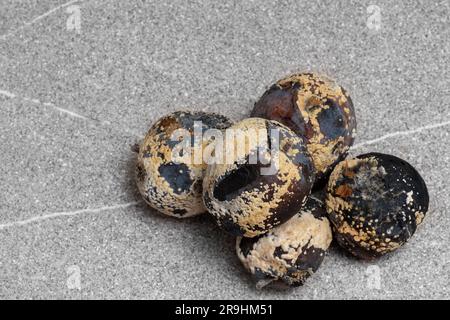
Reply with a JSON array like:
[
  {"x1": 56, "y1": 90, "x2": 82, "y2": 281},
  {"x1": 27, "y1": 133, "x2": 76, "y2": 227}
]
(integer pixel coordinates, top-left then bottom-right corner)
[{"x1": 0, "y1": 0, "x2": 448, "y2": 299}]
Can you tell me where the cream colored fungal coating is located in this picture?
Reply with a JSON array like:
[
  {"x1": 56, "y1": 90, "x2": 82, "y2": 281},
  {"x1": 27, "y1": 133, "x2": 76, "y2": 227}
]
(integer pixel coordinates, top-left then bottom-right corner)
[
  {"x1": 220, "y1": 117, "x2": 268, "y2": 163},
  {"x1": 236, "y1": 205, "x2": 332, "y2": 286},
  {"x1": 137, "y1": 111, "x2": 231, "y2": 218},
  {"x1": 415, "y1": 211, "x2": 425, "y2": 225},
  {"x1": 203, "y1": 118, "x2": 315, "y2": 237}
]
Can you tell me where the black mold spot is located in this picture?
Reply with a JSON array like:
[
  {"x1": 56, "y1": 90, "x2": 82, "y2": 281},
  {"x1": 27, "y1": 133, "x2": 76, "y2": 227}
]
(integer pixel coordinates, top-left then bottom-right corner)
[
  {"x1": 273, "y1": 246, "x2": 288, "y2": 261},
  {"x1": 294, "y1": 244, "x2": 325, "y2": 273},
  {"x1": 239, "y1": 236, "x2": 260, "y2": 257},
  {"x1": 158, "y1": 162, "x2": 192, "y2": 195},
  {"x1": 304, "y1": 197, "x2": 327, "y2": 220},
  {"x1": 317, "y1": 100, "x2": 347, "y2": 140},
  {"x1": 172, "y1": 208, "x2": 187, "y2": 216}
]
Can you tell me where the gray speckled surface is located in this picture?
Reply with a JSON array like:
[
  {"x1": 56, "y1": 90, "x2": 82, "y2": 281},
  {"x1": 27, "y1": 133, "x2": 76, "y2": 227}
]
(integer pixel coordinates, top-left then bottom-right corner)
[{"x1": 0, "y1": 0, "x2": 449, "y2": 299}]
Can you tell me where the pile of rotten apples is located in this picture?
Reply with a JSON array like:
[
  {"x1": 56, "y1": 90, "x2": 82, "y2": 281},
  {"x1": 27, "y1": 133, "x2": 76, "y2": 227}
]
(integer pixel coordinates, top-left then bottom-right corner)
[{"x1": 135, "y1": 73, "x2": 429, "y2": 288}]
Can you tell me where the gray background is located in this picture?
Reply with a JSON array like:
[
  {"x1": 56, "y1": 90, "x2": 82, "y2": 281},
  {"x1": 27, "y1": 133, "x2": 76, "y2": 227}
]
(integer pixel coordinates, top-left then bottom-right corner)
[{"x1": 0, "y1": 0, "x2": 448, "y2": 299}]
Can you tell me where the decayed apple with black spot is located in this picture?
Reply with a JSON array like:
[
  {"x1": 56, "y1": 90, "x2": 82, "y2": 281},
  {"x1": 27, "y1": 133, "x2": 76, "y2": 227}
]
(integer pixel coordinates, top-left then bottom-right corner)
[
  {"x1": 203, "y1": 118, "x2": 315, "y2": 238},
  {"x1": 136, "y1": 111, "x2": 232, "y2": 218},
  {"x1": 251, "y1": 73, "x2": 356, "y2": 187},
  {"x1": 326, "y1": 153, "x2": 429, "y2": 260},
  {"x1": 236, "y1": 197, "x2": 333, "y2": 288}
]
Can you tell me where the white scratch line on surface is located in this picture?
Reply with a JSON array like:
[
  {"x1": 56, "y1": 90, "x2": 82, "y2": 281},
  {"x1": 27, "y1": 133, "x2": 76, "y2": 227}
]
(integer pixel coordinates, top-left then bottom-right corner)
[
  {"x1": 1, "y1": 88, "x2": 143, "y2": 139},
  {"x1": 352, "y1": 120, "x2": 450, "y2": 149},
  {"x1": 1, "y1": 89, "x2": 89, "y2": 120},
  {"x1": 0, "y1": 201, "x2": 141, "y2": 230},
  {"x1": 0, "y1": 0, "x2": 82, "y2": 40},
  {"x1": 52, "y1": 104, "x2": 88, "y2": 120},
  {"x1": 0, "y1": 89, "x2": 16, "y2": 98}
]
